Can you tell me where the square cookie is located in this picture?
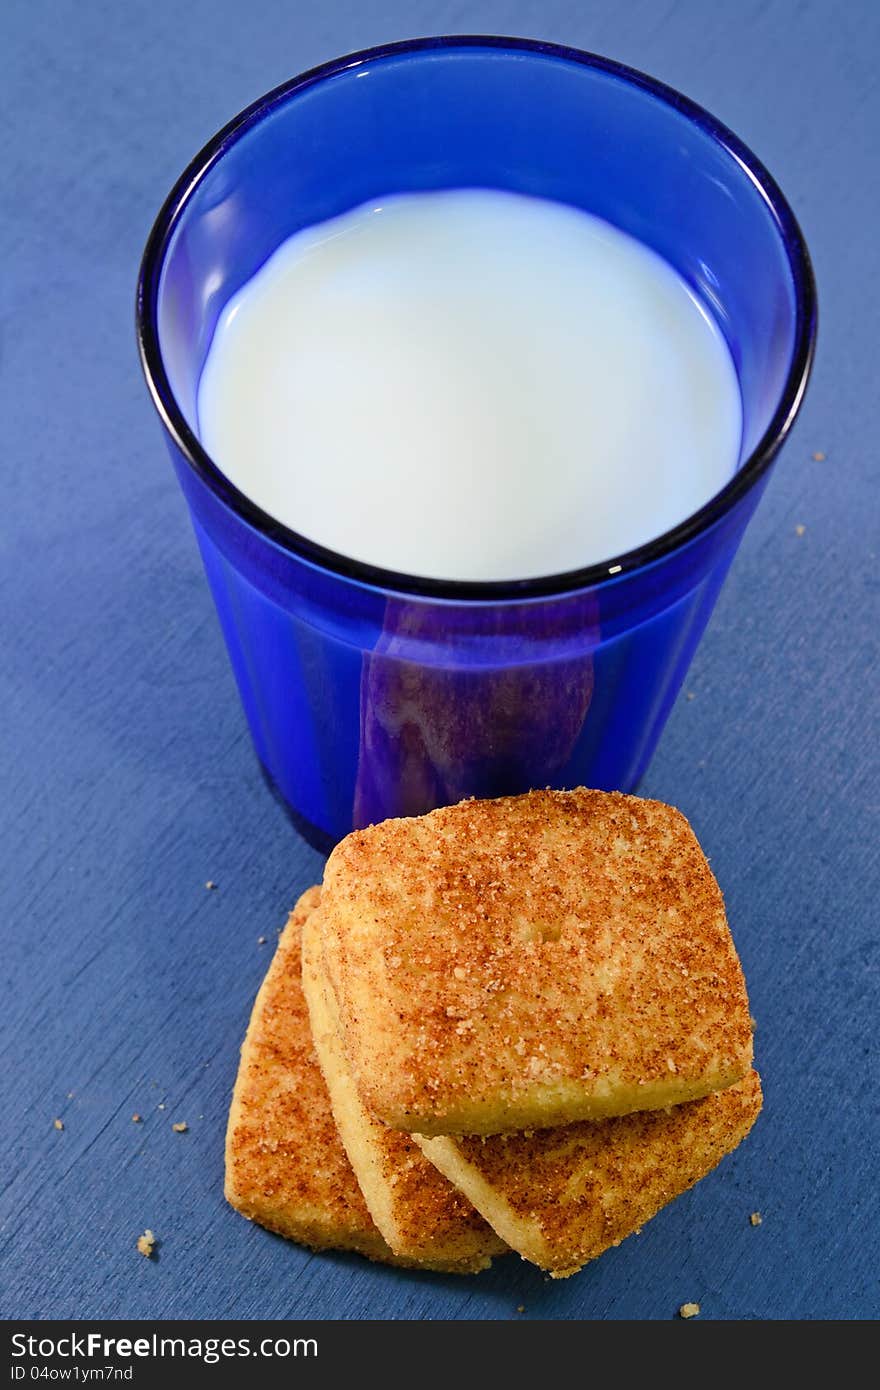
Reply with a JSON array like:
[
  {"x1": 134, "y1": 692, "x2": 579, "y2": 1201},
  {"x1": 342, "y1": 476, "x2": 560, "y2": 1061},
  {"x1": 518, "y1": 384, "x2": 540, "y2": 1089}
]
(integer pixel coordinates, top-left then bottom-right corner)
[
  {"x1": 417, "y1": 1071, "x2": 762, "y2": 1277},
  {"x1": 319, "y1": 789, "x2": 753, "y2": 1135}
]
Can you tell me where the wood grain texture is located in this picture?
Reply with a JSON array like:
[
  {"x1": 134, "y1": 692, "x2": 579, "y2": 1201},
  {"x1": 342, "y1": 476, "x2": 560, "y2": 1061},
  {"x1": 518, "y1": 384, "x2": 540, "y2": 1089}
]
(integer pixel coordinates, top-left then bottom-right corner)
[{"x1": 1, "y1": 0, "x2": 877, "y2": 1321}]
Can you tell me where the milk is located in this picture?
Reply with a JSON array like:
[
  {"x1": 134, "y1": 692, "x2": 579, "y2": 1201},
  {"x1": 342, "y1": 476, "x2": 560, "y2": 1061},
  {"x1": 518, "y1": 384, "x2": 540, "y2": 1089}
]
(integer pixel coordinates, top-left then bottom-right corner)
[{"x1": 197, "y1": 189, "x2": 742, "y2": 582}]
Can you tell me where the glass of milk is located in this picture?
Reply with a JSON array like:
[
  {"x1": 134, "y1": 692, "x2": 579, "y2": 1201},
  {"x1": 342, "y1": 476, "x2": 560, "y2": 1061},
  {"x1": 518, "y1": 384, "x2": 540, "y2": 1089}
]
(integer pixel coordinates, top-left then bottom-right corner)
[{"x1": 137, "y1": 37, "x2": 816, "y2": 849}]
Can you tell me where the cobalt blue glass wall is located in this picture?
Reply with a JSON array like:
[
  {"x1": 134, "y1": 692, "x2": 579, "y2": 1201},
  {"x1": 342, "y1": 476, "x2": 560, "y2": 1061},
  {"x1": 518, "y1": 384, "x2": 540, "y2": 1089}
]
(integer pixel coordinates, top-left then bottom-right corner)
[{"x1": 138, "y1": 37, "x2": 816, "y2": 849}]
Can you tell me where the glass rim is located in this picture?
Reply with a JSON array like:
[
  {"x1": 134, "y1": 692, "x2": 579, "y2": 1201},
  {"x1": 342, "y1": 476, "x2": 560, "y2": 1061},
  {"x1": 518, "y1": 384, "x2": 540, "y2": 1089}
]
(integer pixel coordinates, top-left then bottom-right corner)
[{"x1": 136, "y1": 33, "x2": 818, "y2": 602}]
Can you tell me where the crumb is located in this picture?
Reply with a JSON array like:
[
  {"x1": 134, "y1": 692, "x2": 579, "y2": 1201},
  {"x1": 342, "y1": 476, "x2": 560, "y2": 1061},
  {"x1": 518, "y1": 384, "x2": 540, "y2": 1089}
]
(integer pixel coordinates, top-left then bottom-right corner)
[
  {"x1": 257, "y1": 936, "x2": 267, "y2": 945},
  {"x1": 812, "y1": 451, "x2": 825, "y2": 462},
  {"x1": 795, "y1": 524, "x2": 806, "y2": 537},
  {"x1": 516, "y1": 1305, "x2": 525, "y2": 1314},
  {"x1": 137, "y1": 1229, "x2": 156, "y2": 1258},
  {"x1": 53, "y1": 1118, "x2": 64, "y2": 1131},
  {"x1": 679, "y1": 1302, "x2": 700, "y2": 1319},
  {"x1": 172, "y1": 1121, "x2": 188, "y2": 1133},
  {"x1": 158, "y1": 1103, "x2": 165, "y2": 1110},
  {"x1": 205, "y1": 880, "x2": 217, "y2": 890},
  {"x1": 750, "y1": 1211, "x2": 762, "y2": 1226},
  {"x1": 67, "y1": 1091, "x2": 74, "y2": 1099},
  {"x1": 132, "y1": 1113, "x2": 142, "y2": 1123},
  {"x1": 686, "y1": 691, "x2": 695, "y2": 701},
  {"x1": 750, "y1": 1014, "x2": 757, "y2": 1031}
]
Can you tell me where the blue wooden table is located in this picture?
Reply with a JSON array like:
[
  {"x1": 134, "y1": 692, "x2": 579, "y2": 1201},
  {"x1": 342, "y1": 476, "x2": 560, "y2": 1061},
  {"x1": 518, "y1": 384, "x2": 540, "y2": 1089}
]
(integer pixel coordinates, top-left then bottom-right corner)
[{"x1": 3, "y1": 0, "x2": 877, "y2": 1321}]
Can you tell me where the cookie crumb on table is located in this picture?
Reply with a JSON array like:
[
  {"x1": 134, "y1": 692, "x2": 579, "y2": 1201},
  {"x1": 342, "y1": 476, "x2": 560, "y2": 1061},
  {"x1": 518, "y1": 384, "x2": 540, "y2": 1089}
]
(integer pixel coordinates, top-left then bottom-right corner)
[
  {"x1": 795, "y1": 524, "x2": 806, "y2": 537},
  {"x1": 750, "y1": 1211, "x2": 763, "y2": 1226},
  {"x1": 205, "y1": 880, "x2": 217, "y2": 890},
  {"x1": 172, "y1": 1121, "x2": 188, "y2": 1133},
  {"x1": 516, "y1": 1305, "x2": 525, "y2": 1314},
  {"x1": 679, "y1": 1302, "x2": 700, "y2": 1319},
  {"x1": 137, "y1": 1230, "x2": 156, "y2": 1258},
  {"x1": 812, "y1": 451, "x2": 826, "y2": 461},
  {"x1": 257, "y1": 936, "x2": 267, "y2": 945},
  {"x1": 53, "y1": 1118, "x2": 64, "y2": 1131},
  {"x1": 132, "y1": 1113, "x2": 142, "y2": 1123}
]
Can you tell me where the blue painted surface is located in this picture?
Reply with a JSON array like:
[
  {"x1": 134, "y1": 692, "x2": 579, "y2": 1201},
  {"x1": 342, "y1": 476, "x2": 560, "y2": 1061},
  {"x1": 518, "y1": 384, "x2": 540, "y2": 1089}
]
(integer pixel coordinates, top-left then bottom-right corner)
[{"x1": 2, "y1": 0, "x2": 877, "y2": 1321}]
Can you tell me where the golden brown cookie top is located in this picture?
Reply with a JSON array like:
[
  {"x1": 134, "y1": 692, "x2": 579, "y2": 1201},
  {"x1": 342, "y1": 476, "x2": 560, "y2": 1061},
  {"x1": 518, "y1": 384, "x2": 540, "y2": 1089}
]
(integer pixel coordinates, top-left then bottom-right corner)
[
  {"x1": 419, "y1": 1071, "x2": 762, "y2": 1276},
  {"x1": 224, "y1": 886, "x2": 385, "y2": 1254},
  {"x1": 320, "y1": 789, "x2": 753, "y2": 1135}
]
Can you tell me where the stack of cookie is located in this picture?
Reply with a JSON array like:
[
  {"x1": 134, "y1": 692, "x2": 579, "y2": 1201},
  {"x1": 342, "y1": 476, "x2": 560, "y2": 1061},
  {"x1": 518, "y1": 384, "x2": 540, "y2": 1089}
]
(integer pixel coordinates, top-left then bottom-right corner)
[{"x1": 225, "y1": 789, "x2": 760, "y2": 1277}]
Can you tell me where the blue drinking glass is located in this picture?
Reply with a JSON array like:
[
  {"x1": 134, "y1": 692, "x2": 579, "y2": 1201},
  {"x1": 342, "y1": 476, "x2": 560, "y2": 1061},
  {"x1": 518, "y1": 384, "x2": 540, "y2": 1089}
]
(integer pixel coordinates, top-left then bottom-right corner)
[{"x1": 137, "y1": 36, "x2": 816, "y2": 850}]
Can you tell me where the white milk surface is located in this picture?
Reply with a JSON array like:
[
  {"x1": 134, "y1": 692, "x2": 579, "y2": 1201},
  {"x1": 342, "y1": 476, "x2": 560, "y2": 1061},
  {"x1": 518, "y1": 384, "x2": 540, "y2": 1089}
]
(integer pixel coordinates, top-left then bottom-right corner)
[{"x1": 197, "y1": 189, "x2": 742, "y2": 582}]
